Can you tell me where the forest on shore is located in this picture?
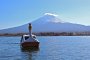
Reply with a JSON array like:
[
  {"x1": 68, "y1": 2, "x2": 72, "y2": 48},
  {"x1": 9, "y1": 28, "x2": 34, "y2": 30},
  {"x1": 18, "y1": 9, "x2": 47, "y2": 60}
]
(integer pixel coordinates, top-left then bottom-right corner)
[{"x1": 0, "y1": 32, "x2": 90, "y2": 36}]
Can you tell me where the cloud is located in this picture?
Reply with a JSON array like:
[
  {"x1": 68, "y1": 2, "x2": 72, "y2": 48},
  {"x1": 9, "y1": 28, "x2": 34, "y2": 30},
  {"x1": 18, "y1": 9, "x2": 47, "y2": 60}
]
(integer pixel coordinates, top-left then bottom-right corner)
[{"x1": 44, "y1": 13, "x2": 58, "y2": 17}]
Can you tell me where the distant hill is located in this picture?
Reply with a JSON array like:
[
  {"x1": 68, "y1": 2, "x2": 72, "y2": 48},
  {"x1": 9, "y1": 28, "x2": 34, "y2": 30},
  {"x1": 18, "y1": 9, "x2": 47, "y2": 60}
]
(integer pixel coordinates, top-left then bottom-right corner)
[{"x1": 0, "y1": 13, "x2": 90, "y2": 34}]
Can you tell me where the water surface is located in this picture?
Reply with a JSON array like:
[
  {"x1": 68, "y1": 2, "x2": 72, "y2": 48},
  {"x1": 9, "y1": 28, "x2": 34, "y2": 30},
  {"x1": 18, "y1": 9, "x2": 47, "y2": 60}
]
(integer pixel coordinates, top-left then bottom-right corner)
[{"x1": 0, "y1": 36, "x2": 90, "y2": 60}]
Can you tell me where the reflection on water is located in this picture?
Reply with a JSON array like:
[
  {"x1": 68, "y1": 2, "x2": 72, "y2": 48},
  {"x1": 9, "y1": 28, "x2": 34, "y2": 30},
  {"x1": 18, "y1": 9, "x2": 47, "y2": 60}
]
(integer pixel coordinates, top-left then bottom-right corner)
[
  {"x1": 21, "y1": 47, "x2": 40, "y2": 52},
  {"x1": 21, "y1": 48, "x2": 39, "y2": 60}
]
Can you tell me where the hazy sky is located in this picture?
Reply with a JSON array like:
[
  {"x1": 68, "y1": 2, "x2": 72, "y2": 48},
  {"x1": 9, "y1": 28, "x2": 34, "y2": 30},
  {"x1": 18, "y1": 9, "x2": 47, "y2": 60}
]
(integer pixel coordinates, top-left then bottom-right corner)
[{"x1": 0, "y1": 0, "x2": 90, "y2": 29}]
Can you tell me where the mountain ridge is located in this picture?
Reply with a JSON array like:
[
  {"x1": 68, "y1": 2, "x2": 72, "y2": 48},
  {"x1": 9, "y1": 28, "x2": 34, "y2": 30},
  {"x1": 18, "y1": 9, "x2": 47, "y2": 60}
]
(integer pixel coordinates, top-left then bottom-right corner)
[{"x1": 0, "y1": 13, "x2": 90, "y2": 33}]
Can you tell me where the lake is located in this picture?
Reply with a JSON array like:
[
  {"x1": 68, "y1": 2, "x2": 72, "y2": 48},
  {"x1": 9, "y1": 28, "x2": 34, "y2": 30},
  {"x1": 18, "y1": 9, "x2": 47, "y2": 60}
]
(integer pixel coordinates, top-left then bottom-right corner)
[{"x1": 0, "y1": 36, "x2": 90, "y2": 60}]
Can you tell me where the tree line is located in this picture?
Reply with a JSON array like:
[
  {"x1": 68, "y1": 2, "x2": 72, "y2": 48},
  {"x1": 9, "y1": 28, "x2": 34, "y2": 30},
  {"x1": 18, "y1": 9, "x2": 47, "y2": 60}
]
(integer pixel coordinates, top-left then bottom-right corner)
[{"x1": 0, "y1": 32, "x2": 90, "y2": 36}]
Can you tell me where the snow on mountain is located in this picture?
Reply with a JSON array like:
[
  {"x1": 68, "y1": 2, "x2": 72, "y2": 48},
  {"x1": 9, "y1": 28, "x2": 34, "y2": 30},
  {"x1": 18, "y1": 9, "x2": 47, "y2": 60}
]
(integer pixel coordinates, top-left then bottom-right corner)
[{"x1": 0, "y1": 13, "x2": 90, "y2": 33}]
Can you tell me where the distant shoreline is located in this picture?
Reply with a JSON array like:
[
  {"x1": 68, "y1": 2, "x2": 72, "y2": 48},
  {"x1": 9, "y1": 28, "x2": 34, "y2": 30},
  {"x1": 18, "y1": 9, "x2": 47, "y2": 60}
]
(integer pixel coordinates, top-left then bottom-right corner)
[{"x1": 0, "y1": 32, "x2": 90, "y2": 36}]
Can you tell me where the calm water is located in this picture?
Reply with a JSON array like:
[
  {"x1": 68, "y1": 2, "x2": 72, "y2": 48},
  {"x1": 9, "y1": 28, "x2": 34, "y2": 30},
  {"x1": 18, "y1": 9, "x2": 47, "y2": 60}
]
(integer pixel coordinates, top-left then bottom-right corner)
[{"x1": 0, "y1": 36, "x2": 90, "y2": 60}]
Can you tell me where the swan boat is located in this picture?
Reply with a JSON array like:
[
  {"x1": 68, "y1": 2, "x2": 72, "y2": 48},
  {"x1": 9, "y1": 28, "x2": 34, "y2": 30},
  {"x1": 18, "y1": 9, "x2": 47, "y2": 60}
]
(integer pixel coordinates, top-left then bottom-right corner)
[{"x1": 20, "y1": 23, "x2": 39, "y2": 49}]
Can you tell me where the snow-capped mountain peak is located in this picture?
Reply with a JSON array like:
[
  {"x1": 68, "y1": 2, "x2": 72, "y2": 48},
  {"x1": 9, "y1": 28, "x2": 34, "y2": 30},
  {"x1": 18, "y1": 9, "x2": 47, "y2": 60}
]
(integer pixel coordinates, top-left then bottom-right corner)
[
  {"x1": 33, "y1": 13, "x2": 64, "y2": 24},
  {"x1": 44, "y1": 13, "x2": 58, "y2": 17}
]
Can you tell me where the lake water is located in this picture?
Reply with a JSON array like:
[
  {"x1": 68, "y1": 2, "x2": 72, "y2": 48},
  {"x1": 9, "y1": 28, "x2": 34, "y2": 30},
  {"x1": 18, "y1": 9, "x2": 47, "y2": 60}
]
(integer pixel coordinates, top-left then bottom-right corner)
[{"x1": 0, "y1": 36, "x2": 90, "y2": 60}]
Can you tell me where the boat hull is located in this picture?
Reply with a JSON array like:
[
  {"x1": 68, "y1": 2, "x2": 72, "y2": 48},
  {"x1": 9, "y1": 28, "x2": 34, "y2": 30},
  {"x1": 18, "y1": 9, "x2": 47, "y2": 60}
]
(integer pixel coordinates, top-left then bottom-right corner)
[{"x1": 21, "y1": 42, "x2": 39, "y2": 50}]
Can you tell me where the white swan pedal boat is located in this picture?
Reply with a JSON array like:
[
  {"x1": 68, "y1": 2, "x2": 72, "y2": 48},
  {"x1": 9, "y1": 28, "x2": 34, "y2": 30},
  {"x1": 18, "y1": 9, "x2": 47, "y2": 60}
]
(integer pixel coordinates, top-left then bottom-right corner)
[{"x1": 20, "y1": 34, "x2": 39, "y2": 49}]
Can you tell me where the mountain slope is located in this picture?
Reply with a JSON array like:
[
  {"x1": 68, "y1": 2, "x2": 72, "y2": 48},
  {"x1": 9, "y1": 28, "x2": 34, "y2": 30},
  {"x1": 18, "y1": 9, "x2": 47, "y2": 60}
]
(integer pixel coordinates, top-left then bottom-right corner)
[{"x1": 0, "y1": 13, "x2": 90, "y2": 33}]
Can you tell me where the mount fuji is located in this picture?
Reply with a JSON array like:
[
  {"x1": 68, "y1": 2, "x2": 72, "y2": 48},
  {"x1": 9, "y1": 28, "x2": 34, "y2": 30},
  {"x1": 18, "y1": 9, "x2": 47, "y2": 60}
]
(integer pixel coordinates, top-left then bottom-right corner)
[{"x1": 0, "y1": 13, "x2": 90, "y2": 33}]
